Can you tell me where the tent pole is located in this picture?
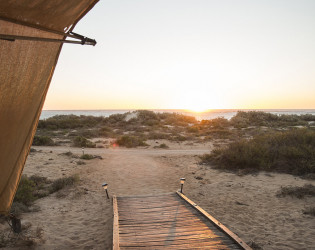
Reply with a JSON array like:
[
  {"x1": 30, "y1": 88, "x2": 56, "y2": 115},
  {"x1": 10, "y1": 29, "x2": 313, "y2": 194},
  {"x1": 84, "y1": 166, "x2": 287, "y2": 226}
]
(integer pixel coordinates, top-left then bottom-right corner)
[{"x1": 0, "y1": 34, "x2": 96, "y2": 46}]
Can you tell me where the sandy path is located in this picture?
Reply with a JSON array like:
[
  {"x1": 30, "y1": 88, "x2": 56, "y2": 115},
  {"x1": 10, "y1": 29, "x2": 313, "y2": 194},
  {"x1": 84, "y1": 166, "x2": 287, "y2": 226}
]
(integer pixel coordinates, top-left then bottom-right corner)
[
  {"x1": 13, "y1": 147, "x2": 202, "y2": 249},
  {"x1": 33, "y1": 146, "x2": 210, "y2": 156}
]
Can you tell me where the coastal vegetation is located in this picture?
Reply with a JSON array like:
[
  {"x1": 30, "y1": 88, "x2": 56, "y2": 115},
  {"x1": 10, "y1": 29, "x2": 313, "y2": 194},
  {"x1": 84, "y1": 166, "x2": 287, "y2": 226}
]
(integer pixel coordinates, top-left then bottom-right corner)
[
  {"x1": 35, "y1": 110, "x2": 315, "y2": 176},
  {"x1": 11, "y1": 174, "x2": 79, "y2": 215},
  {"x1": 201, "y1": 129, "x2": 315, "y2": 176},
  {"x1": 116, "y1": 135, "x2": 148, "y2": 148},
  {"x1": 73, "y1": 136, "x2": 96, "y2": 148},
  {"x1": 32, "y1": 136, "x2": 55, "y2": 146},
  {"x1": 277, "y1": 184, "x2": 315, "y2": 199}
]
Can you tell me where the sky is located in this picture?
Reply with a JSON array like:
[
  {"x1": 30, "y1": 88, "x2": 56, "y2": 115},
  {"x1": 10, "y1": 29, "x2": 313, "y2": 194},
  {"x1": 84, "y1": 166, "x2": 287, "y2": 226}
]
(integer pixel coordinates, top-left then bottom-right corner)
[{"x1": 43, "y1": 0, "x2": 315, "y2": 111}]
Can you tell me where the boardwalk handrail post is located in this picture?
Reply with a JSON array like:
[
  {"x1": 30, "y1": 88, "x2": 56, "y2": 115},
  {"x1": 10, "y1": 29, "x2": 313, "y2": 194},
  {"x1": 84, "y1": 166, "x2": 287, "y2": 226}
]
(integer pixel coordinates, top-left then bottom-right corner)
[
  {"x1": 102, "y1": 182, "x2": 109, "y2": 199},
  {"x1": 180, "y1": 178, "x2": 185, "y2": 193},
  {"x1": 113, "y1": 196, "x2": 119, "y2": 250}
]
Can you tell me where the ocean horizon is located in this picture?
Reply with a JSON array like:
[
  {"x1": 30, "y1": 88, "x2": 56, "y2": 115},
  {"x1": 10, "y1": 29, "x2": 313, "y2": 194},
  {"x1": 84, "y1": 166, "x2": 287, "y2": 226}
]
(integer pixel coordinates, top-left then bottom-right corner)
[{"x1": 40, "y1": 109, "x2": 315, "y2": 121}]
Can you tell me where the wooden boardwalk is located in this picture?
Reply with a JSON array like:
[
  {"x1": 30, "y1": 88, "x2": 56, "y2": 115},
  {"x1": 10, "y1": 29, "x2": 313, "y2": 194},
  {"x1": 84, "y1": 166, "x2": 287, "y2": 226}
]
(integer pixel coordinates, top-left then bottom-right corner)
[{"x1": 113, "y1": 192, "x2": 251, "y2": 249}]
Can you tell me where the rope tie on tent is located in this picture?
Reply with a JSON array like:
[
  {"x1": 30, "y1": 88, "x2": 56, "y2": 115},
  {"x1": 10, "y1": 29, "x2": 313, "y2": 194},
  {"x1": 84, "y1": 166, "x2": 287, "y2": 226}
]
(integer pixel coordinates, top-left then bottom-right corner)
[{"x1": 0, "y1": 31, "x2": 96, "y2": 46}]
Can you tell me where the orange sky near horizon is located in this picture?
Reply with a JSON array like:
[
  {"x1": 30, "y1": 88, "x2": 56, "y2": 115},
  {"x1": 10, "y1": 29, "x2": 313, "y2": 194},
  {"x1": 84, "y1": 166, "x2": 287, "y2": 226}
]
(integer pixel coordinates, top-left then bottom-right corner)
[{"x1": 43, "y1": 0, "x2": 315, "y2": 110}]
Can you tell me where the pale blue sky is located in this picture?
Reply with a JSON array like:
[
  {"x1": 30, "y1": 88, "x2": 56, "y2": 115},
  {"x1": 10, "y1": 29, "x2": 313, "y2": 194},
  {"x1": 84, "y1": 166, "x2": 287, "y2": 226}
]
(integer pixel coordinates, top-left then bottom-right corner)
[{"x1": 44, "y1": 0, "x2": 315, "y2": 111}]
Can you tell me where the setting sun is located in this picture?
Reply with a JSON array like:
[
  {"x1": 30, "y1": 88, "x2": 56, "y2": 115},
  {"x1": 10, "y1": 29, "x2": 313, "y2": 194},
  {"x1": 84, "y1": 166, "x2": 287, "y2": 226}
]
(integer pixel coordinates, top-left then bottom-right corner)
[{"x1": 188, "y1": 106, "x2": 209, "y2": 113}]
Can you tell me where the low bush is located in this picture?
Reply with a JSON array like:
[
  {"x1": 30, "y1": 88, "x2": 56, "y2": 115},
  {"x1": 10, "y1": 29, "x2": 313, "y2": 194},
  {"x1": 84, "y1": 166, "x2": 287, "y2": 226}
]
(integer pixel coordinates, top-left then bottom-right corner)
[
  {"x1": 14, "y1": 176, "x2": 36, "y2": 206},
  {"x1": 10, "y1": 202, "x2": 31, "y2": 215},
  {"x1": 229, "y1": 111, "x2": 314, "y2": 128},
  {"x1": 159, "y1": 143, "x2": 169, "y2": 149},
  {"x1": 76, "y1": 160, "x2": 86, "y2": 165},
  {"x1": 32, "y1": 136, "x2": 55, "y2": 146},
  {"x1": 187, "y1": 126, "x2": 199, "y2": 133},
  {"x1": 277, "y1": 184, "x2": 315, "y2": 199},
  {"x1": 154, "y1": 143, "x2": 169, "y2": 149},
  {"x1": 73, "y1": 136, "x2": 96, "y2": 148},
  {"x1": 116, "y1": 135, "x2": 148, "y2": 148},
  {"x1": 205, "y1": 129, "x2": 234, "y2": 139},
  {"x1": 74, "y1": 129, "x2": 100, "y2": 138},
  {"x1": 80, "y1": 154, "x2": 95, "y2": 160},
  {"x1": 49, "y1": 175, "x2": 79, "y2": 193},
  {"x1": 303, "y1": 207, "x2": 315, "y2": 216},
  {"x1": 208, "y1": 117, "x2": 229, "y2": 128},
  {"x1": 230, "y1": 111, "x2": 278, "y2": 127},
  {"x1": 147, "y1": 132, "x2": 171, "y2": 140},
  {"x1": 60, "y1": 151, "x2": 76, "y2": 158},
  {"x1": 38, "y1": 115, "x2": 106, "y2": 130},
  {"x1": 13, "y1": 175, "x2": 51, "y2": 209},
  {"x1": 99, "y1": 126, "x2": 113, "y2": 137},
  {"x1": 200, "y1": 129, "x2": 315, "y2": 175},
  {"x1": 171, "y1": 135, "x2": 187, "y2": 142},
  {"x1": 12, "y1": 174, "x2": 79, "y2": 214}
]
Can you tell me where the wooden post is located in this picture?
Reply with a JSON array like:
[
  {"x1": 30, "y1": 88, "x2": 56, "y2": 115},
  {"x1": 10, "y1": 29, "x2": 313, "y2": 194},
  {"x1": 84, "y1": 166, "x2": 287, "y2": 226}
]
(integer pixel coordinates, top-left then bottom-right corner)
[{"x1": 106, "y1": 189, "x2": 109, "y2": 199}]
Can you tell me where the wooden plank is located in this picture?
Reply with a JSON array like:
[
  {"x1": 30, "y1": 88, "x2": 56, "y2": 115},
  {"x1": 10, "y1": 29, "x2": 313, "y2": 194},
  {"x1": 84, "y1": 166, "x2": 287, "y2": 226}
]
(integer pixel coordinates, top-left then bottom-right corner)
[
  {"x1": 176, "y1": 191, "x2": 252, "y2": 250},
  {"x1": 117, "y1": 192, "x2": 175, "y2": 199},
  {"x1": 119, "y1": 237, "x2": 233, "y2": 248},
  {"x1": 113, "y1": 195, "x2": 120, "y2": 250}
]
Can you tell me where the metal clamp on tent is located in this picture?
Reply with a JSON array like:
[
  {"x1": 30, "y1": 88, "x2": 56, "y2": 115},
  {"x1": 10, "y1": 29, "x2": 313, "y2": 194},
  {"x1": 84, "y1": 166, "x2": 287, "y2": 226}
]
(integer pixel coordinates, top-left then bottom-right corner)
[
  {"x1": 69, "y1": 31, "x2": 96, "y2": 45},
  {"x1": 0, "y1": 32, "x2": 96, "y2": 46}
]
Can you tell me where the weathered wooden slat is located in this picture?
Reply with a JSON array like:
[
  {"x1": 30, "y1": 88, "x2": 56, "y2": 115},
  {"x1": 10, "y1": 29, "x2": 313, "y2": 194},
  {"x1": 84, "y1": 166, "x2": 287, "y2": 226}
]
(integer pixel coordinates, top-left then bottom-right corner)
[{"x1": 120, "y1": 233, "x2": 224, "y2": 243}]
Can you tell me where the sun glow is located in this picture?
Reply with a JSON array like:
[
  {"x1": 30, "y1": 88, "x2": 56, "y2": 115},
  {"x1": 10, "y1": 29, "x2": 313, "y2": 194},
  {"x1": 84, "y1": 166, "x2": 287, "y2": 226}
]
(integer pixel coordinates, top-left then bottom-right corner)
[
  {"x1": 188, "y1": 106, "x2": 209, "y2": 113},
  {"x1": 172, "y1": 90, "x2": 226, "y2": 113}
]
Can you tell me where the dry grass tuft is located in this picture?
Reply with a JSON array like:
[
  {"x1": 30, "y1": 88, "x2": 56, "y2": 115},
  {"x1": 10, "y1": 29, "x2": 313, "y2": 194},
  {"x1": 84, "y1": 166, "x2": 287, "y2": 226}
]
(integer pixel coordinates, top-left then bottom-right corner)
[
  {"x1": 277, "y1": 184, "x2": 315, "y2": 199},
  {"x1": 303, "y1": 206, "x2": 315, "y2": 216}
]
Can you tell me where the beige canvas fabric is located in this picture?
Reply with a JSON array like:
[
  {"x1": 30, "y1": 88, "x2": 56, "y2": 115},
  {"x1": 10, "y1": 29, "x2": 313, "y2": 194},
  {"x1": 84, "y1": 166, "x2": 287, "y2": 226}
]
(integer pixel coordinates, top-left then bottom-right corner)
[{"x1": 0, "y1": 0, "x2": 98, "y2": 214}]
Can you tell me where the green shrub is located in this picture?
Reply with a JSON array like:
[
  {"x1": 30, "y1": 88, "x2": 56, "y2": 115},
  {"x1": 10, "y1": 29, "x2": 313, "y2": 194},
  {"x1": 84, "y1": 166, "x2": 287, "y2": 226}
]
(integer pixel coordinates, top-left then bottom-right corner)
[
  {"x1": 10, "y1": 202, "x2": 31, "y2": 216},
  {"x1": 201, "y1": 129, "x2": 315, "y2": 175},
  {"x1": 208, "y1": 117, "x2": 229, "y2": 128},
  {"x1": 137, "y1": 110, "x2": 158, "y2": 121},
  {"x1": 73, "y1": 136, "x2": 96, "y2": 148},
  {"x1": 13, "y1": 174, "x2": 54, "y2": 208},
  {"x1": 32, "y1": 136, "x2": 55, "y2": 146},
  {"x1": 99, "y1": 126, "x2": 113, "y2": 137},
  {"x1": 38, "y1": 115, "x2": 106, "y2": 129},
  {"x1": 205, "y1": 128, "x2": 234, "y2": 139},
  {"x1": 29, "y1": 175, "x2": 49, "y2": 185},
  {"x1": 116, "y1": 135, "x2": 148, "y2": 148},
  {"x1": 77, "y1": 129, "x2": 99, "y2": 138},
  {"x1": 11, "y1": 174, "x2": 79, "y2": 215},
  {"x1": 171, "y1": 135, "x2": 187, "y2": 142},
  {"x1": 300, "y1": 114, "x2": 315, "y2": 122},
  {"x1": 187, "y1": 126, "x2": 199, "y2": 133},
  {"x1": 14, "y1": 176, "x2": 36, "y2": 206},
  {"x1": 229, "y1": 111, "x2": 312, "y2": 128},
  {"x1": 154, "y1": 143, "x2": 169, "y2": 149},
  {"x1": 80, "y1": 154, "x2": 95, "y2": 160},
  {"x1": 49, "y1": 175, "x2": 79, "y2": 193}
]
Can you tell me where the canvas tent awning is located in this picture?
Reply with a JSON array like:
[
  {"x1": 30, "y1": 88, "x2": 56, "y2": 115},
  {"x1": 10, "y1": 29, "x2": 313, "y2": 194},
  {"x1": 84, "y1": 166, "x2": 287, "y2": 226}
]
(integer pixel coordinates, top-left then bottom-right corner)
[{"x1": 0, "y1": 0, "x2": 98, "y2": 214}]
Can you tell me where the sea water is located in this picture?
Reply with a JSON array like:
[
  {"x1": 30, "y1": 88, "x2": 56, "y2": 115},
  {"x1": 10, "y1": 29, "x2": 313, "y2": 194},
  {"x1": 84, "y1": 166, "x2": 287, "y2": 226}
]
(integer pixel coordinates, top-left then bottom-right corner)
[{"x1": 40, "y1": 109, "x2": 315, "y2": 121}]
